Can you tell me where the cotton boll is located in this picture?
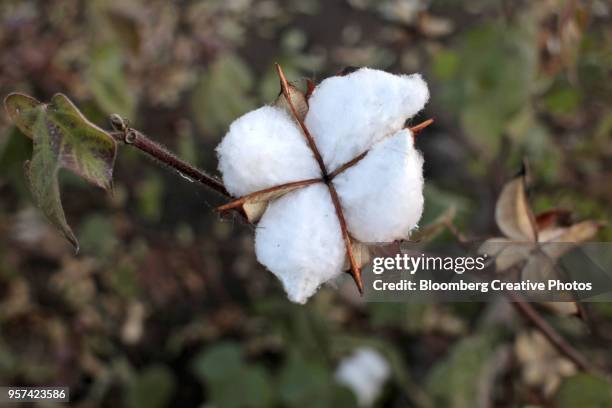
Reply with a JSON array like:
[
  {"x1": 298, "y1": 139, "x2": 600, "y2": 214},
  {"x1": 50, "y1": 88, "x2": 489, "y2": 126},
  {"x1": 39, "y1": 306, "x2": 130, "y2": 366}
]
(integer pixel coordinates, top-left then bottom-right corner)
[
  {"x1": 255, "y1": 183, "x2": 346, "y2": 303},
  {"x1": 333, "y1": 129, "x2": 424, "y2": 242},
  {"x1": 305, "y1": 68, "x2": 429, "y2": 172},
  {"x1": 216, "y1": 106, "x2": 321, "y2": 197},
  {"x1": 335, "y1": 347, "x2": 391, "y2": 407}
]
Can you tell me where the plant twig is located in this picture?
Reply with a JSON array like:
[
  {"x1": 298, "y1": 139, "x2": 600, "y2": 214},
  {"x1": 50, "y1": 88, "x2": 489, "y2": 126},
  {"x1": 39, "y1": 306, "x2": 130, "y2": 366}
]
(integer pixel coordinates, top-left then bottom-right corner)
[
  {"x1": 507, "y1": 290, "x2": 599, "y2": 374},
  {"x1": 328, "y1": 182, "x2": 363, "y2": 292},
  {"x1": 109, "y1": 115, "x2": 230, "y2": 198},
  {"x1": 327, "y1": 118, "x2": 434, "y2": 179},
  {"x1": 275, "y1": 64, "x2": 328, "y2": 178},
  {"x1": 409, "y1": 118, "x2": 434, "y2": 136}
]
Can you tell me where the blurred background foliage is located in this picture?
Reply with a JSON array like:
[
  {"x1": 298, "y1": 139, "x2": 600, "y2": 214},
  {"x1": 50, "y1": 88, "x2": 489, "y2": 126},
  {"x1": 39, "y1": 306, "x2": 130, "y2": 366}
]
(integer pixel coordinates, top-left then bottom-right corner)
[{"x1": 0, "y1": 0, "x2": 611, "y2": 406}]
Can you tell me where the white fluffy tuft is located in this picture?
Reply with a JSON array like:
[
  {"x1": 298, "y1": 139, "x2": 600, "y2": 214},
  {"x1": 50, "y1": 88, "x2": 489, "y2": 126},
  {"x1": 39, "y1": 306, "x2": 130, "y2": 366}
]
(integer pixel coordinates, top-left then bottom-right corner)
[
  {"x1": 254, "y1": 183, "x2": 346, "y2": 304},
  {"x1": 333, "y1": 129, "x2": 424, "y2": 242},
  {"x1": 335, "y1": 347, "x2": 391, "y2": 407},
  {"x1": 305, "y1": 68, "x2": 429, "y2": 172},
  {"x1": 216, "y1": 106, "x2": 321, "y2": 197}
]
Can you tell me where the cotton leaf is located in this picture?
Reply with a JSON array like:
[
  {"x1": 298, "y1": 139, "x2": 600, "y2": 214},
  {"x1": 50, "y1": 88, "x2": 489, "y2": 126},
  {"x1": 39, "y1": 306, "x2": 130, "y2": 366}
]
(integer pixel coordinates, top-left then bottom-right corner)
[
  {"x1": 494, "y1": 170, "x2": 537, "y2": 242},
  {"x1": 4, "y1": 93, "x2": 117, "y2": 250},
  {"x1": 4, "y1": 93, "x2": 40, "y2": 136}
]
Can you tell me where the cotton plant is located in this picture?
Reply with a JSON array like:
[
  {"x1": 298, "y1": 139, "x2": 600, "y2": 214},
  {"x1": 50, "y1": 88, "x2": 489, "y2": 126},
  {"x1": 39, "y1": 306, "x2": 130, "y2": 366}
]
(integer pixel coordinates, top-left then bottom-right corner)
[
  {"x1": 5, "y1": 64, "x2": 430, "y2": 305},
  {"x1": 216, "y1": 65, "x2": 430, "y2": 303},
  {"x1": 334, "y1": 347, "x2": 391, "y2": 407}
]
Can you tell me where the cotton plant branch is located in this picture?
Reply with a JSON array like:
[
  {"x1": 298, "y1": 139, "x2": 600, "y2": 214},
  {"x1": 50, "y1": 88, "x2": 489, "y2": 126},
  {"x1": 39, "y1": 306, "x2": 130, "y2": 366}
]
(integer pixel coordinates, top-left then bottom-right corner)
[
  {"x1": 507, "y1": 291, "x2": 598, "y2": 375},
  {"x1": 109, "y1": 114, "x2": 231, "y2": 198},
  {"x1": 5, "y1": 65, "x2": 600, "y2": 376},
  {"x1": 6, "y1": 64, "x2": 432, "y2": 302},
  {"x1": 450, "y1": 225, "x2": 601, "y2": 375},
  {"x1": 445, "y1": 167, "x2": 606, "y2": 376}
]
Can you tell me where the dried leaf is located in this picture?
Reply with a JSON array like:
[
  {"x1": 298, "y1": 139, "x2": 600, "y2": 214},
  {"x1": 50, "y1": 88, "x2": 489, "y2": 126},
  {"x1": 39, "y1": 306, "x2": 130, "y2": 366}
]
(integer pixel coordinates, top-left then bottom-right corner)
[
  {"x1": 4, "y1": 93, "x2": 118, "y2": 250},
  {"x1": 540, "y1": 221, "x2": 604, "y2": 260},
  {"x1": 541, "y1": 302, "x2": 579, "y2": 316},
  {"x1": 343, "y1": 240, "x2": 371, "y2": 270},
  {"x1": 535, "y1": 209, "x2": 572, "y2": 231},
  {"x1": 521, "y1": 250, "x2": 557, "y2": 284},
  {"x1": 479, "y1": 238, "x2": 533, "y2": 272},
  {"x1": 217, "y1": 179, "x2": 320, "y2": 223},
  {"x1": 275, "y1": 82, "x2": 309, "y2": 122},
  {"x1": 495, "y1": 170, "x2": 537, "y2": 242}
]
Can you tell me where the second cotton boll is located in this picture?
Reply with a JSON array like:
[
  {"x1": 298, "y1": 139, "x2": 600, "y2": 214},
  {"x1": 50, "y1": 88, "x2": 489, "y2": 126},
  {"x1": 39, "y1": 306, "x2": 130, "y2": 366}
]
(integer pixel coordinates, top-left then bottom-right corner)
[{"x1": 216, "y1": 67, "x2": 429, "y2": 303}]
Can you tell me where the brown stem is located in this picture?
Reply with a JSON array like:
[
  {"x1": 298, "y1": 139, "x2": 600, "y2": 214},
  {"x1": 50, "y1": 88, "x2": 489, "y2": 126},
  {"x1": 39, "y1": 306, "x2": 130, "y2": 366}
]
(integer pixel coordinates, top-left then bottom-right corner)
[
  {"x1": 110, "y1": 129, "x2": 230, "y2": 198},
  {"x1": 507, "y1": 290, "x2": 598, "y2": 374},
  {"x1": 328, "y1": 151, "x2": 367, "y2": 179},
  {"x1": 409, "y1": 118, "x2": 434, "y2": 136},
  {"x1": 328, "y1": 118, "x2": 435, "y2": 180},
  {"x1": 215, "y1": 178, "x2": 322, "y2": 213},
  {"x1": 276, "y1": 63, "x2": 328, "y2": 177},
  {"x1": 328, "y1": 182, "x2": 363, "y2": 293}
]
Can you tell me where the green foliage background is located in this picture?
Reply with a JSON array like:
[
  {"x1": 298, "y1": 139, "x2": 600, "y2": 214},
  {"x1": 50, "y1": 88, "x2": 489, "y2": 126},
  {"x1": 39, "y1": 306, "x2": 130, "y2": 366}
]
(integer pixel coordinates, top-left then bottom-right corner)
[{"x1": 0, "y1": 0, "x2": 610, "y2": 406}]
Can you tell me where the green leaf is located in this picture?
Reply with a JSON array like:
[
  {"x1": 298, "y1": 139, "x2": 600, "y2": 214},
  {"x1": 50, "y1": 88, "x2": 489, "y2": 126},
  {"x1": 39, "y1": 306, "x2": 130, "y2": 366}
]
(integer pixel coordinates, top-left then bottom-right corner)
[
  {"x1": 278, "y1": 351, "x2": 357, "y2": 408},
  {"x1": 192, "y1": 342, "x2": 274, "y2": 408},
  {"x1": 87, "y1": 43, "x2": 136, "y2": 118},
  {"x1": 426, "y1": 332, "x2": 501, "y2": 408},
  {"x1": 191, "y1": 54, "x2": 256, "y2": 135},
  {"x1": 126, "y1": 365, "x2": 176, "y2": 408},
  {"x1": 554, "y1": 374, "x2": 612, "y2": 407},
  {"x1": 4, "y1": 93, "x2": 117, "y2": 250},
  {"x1": 4, "y1": 93, "x2": 40, "y2": 137}
]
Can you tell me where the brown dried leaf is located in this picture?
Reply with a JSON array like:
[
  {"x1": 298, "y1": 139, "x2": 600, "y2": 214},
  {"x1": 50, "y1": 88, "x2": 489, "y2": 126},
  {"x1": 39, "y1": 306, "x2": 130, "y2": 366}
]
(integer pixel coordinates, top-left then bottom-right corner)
[
  {"x1": 540, "y1": 221, "x2": 604, "y2": 259},
  {"x1": 495, "y1": 170, "x2": 537, "y2": 242},
  {"x1": 275, "y1": 82, "x2": 308, "y2": 122},
  {"x1": 535, "y1": 209, "x2": 572, "y2": 231},
  {"x1": 343, "y1": 240, "x2": 371, "y2": 270},
  {"x1": 216, "y1": 179, "x2": 320, "y2": 223},
  {"x1": 479, "y1": 238, "x2": 533, "y2": 272},
  {"x1": 541, "y1": 302, "x2": 579, "y2": 316}
]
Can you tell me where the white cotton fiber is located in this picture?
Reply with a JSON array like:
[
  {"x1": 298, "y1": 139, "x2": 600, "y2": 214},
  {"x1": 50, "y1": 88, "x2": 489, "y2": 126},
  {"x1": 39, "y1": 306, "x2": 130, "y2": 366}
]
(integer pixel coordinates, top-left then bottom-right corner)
[
  {"x1": 254, "y1": 183, "x2": 346, "y2": 304},
  {"x1": 216, "y1": 106, "x2": 321, "y2": 197},
  {"x1": 305, "y1": 68, "x2": 429, "y2": 172},
  {"x1": 335, "y1": 347, "x2": 391, "y2": 407},
  {"x1": 333, "y1": 129, "x2": 424, "y2": 243}
]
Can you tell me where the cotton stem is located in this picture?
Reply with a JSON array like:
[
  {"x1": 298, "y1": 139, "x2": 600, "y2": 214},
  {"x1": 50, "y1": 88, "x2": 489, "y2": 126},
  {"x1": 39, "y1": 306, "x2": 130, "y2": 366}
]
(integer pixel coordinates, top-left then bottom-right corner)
[{"x1": 109, "y1": 117, "x2": 230, "y2": 198}]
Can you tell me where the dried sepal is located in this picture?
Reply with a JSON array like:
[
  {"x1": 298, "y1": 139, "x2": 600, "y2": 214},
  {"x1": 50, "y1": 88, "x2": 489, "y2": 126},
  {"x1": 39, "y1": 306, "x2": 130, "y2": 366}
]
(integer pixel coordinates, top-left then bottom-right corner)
[
  {"x1": 275, "y1": 82, "x2": 308, "y2": 122},
  {"x1": 216, "y1": 178, "x2": 320, "y2": 223},
  {"x1": 494, "y1": 164, "x2": 537, "y2": 242},
  {"x1": 344, "y1": 240, "x2": 372, "y2": 271}
]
